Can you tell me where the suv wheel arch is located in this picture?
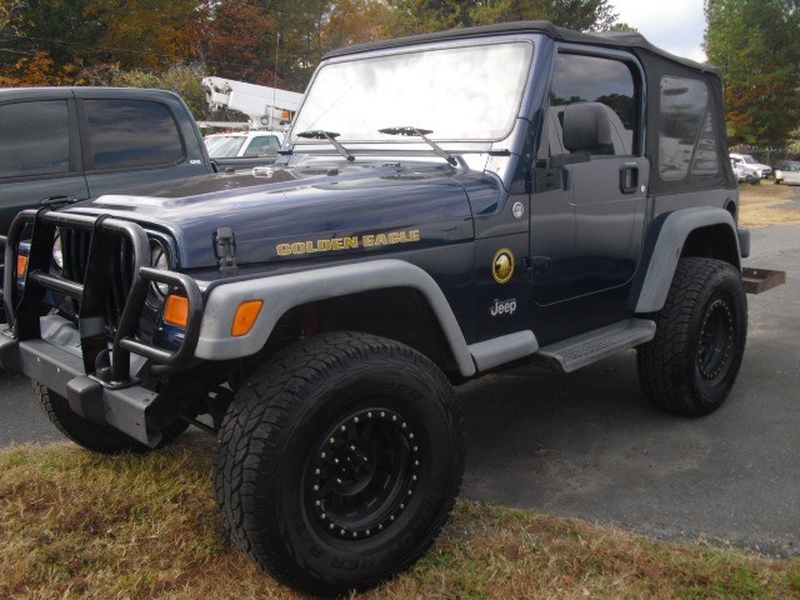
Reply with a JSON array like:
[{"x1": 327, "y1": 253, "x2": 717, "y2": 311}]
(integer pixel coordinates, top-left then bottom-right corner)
[
  {"x1": 632, "y1": 207, "x2": 742, "y2": 314},
  {"x1": 196, "y1": 259, "x2": 477, "y2": 377}
]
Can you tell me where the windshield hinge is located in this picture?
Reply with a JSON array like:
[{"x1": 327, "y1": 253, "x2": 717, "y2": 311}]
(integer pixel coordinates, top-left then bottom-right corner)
[{"x1": 213, "y1": 227, "x2": 238, "y2": 276}]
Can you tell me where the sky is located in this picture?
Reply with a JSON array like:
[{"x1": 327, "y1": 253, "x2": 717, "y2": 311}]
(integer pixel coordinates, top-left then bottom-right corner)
[{"x1": 608, "y1": 0, "x2": 708, "y2": 63}]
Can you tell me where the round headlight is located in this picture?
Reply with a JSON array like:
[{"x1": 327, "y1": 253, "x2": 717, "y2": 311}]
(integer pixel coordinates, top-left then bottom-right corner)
[{"x1": 149, "y1": 239, "x2": 170, "y2": 302}]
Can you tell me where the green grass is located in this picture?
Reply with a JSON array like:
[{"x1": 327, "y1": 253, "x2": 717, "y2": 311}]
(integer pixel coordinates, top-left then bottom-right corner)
[{"x1": 1, "y1": 441, "x2": 798, "y2": 599}]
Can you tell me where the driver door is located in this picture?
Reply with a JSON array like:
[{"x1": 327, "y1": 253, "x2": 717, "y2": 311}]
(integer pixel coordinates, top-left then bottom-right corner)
[{"x1": 528, "y1": 51, "x2": 647, "y2": 344}]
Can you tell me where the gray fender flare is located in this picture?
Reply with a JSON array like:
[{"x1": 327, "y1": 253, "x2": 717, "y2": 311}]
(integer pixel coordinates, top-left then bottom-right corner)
[
  {"x1": 634, "y1": 207, "x2": 742, "y2": 314},
  {"x1": 195, "y1": 259, "x2": 477, "y2": 377}
]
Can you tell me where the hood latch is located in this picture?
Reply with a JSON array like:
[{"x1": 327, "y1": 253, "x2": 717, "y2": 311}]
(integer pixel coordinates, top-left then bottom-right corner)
[{"x1": 213, "y1": 227, "x2": 237, "y2": 276}]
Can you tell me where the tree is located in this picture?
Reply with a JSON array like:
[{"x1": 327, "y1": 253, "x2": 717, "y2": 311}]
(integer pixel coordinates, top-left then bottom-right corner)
[
  {"x1": 0, "y1": 0, "x2": 207, "y2": 85},
  {"x1": 704, "y1": 0, "x2": 800, "y2": 148},
  {"x1": 0, "y1": 49, "x2": 76, "y2": 86},
  {"x1": 203, "y1": 0, "x2": 280, "y2": 86},
  {"x1": 269, "y1": 0, "x2": 331, "y2": 89},
  {"x1": 321, "y1": 0, "x2": 391, "y2": 53},
  {"x1": 387, "y1": 0, "x2": 620, "y2": 36},
  {"x1": 87, "y1": 0, "x2": 208, "y2": 70},
  {"x1": 387, "y1": 0, "x2": 475, "y2": 35},
  {"x1": 0, "y1": 0, "x2": 104, "y2": 83},
  {"x1": 202, "y1": 0, "x2": 387, "y2": 92},
  {"x1": 1, "y1": 0, "x2": 626, "y2": 94},
  {"x1": 549, "y1": 0, "x2": 618, "y2": 31},
  {"x1": 0, "y1": 0, "x2": 22, "y2": 35},
  {"x1": 112, "y1": 64, "x2": 206, "y2": 118},
  {"x1": 213, "y1": 0, "x2": 390, "y2": 91}
]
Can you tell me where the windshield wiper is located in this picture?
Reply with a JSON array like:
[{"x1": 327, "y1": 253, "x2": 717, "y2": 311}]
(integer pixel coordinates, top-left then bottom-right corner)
[
  {"x1": 378, "y1": 126, "x2": 457, "y2": 166},
  {"x1": 297, "y1": 130, "x2": 355, "y2": 162}
]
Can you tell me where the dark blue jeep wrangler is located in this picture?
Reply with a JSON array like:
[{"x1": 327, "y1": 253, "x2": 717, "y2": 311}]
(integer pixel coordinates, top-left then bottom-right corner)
[{"x1": 1, "y1": 22, "x2": 755, "y2": 596}]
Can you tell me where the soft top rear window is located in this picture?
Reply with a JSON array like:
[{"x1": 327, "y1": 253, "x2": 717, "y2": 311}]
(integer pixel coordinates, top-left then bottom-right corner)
[{"x1": 659, "y1": 76, "x2": 719, "y2": 181}]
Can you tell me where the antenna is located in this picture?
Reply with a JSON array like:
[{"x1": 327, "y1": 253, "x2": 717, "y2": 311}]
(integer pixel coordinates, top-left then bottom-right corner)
[{"x1": 273, "y1": 32, "x2": 280, "y2": 123}]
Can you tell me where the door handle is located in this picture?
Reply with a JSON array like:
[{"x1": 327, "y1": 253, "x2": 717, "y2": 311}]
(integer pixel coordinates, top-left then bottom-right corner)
[
  {"x1": 524, "y1": 256, "x2": 552, "y2": 281},
  {"x1": 619, "y1": 165, "x2": 639, "y2": 194}
]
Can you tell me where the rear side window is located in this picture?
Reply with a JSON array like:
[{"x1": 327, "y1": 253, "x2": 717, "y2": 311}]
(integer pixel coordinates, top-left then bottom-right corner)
[
  {"x1": 84, "y1": 99, "x2": 184, "y2": 170},
  {"x1": 0, "y1": 100, "x2": 70, "y2": 179},
  {"x1": 659, "y1": 76, "x2": 719, "y2": 180}
]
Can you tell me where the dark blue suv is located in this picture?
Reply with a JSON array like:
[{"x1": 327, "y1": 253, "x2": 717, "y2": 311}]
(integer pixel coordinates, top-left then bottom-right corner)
[{"x1": 1, "y1": 22, "x2": 755, "y2": 596}]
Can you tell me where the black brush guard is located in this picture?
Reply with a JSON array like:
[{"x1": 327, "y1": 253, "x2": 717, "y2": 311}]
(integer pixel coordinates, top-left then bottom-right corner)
[{"x1": 0, "y1": 208, "x2": 203, "y2": 447}]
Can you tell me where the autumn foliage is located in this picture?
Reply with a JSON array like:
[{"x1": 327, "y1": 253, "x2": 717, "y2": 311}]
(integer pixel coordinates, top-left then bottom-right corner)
[
  {"x1": 0, "y1": 0, "x2": 397, "y2": 91},
  {"x1": 0, "y1": 0, "x2": 622, "y2": 111}
]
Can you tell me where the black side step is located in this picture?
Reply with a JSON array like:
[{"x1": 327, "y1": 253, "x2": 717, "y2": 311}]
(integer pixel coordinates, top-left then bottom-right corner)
[{"x1": 534, "y1": 318, "x2": 656, "y2": 373}]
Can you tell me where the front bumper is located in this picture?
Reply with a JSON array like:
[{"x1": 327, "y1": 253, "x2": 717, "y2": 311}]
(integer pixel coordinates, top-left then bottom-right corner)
[
  {"x1": 0, "y1": 328, "x2": 161, "y2": 446},
  {"x1": 2, "y1": 208, "x2": 205, "y2": 447}
]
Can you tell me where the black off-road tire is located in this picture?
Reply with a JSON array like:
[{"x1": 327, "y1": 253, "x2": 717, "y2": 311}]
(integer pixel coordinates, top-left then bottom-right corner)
[
  {"x1": 34, "y1": 382, "x2": 188, "y2": 455},
  {"x1": 637, "y1": 257, "x2": 747, "y2": 416},
  {"x1": 215, "y1": 331, "x2": 465, "y2": 597}
]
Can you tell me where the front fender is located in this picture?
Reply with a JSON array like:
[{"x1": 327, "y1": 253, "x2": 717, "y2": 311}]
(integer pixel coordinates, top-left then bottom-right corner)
[{"x1": 195, "y1": 259, "x2": 476, "y2": 377}]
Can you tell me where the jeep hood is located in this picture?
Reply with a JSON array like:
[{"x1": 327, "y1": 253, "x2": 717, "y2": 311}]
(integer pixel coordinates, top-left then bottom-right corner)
[{"x1": 63, "y1": 162, "x2": 485, "y2": 270}]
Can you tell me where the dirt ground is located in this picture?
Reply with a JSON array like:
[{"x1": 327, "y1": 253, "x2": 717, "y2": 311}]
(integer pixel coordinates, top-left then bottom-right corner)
[{"x1": 738, "y1": 181, "x2": 800, "y2": 228}]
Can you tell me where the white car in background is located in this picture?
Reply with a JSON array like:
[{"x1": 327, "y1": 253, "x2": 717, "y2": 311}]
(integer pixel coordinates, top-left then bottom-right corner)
[
  {"x1": 730, "y1": 153, "x2": 772, "y2": 179},
  {"x1": 774, "y1": 160, "x2": 800, "y2": 185},
  {"x1": 731, "y1": 159, "x2": 760, "y2": 185},
  {"x1": 205, "y1": 130, "x2": 284, "y2": 159}
]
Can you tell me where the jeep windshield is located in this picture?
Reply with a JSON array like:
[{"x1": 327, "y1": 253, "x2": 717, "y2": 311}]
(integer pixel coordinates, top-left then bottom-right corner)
[{"x1": 290, "y1": 41, "x2": 533, "y2": 144}]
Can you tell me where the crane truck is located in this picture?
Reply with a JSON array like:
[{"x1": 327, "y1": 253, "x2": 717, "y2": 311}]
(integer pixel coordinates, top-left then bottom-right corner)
[{"x1": 202, "y1": 76, "x2": 303, "y2": 132}]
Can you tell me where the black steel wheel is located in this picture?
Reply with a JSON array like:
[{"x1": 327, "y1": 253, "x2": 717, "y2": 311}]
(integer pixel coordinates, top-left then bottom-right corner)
[
  {"x1": 696, "y1": 298, "x2": 735, "y2": 382},
  {"x1": 215, "y1": 331, "x2": 464, "y2": 597},
  {"x1": 308, "y1": 407, "x2": 421, "y2": 541},
  {"x1": 637, "y1": 257, "x2": 747, "y2": 416}
]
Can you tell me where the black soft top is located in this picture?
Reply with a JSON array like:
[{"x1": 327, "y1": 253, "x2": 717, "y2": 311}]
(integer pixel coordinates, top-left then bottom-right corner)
[
  {"x1": 325, "y1": 20, "x2": 735, "y2": 194},
  {"x1": 325, "y1": 20, "x2": 719, "y2": 76}
]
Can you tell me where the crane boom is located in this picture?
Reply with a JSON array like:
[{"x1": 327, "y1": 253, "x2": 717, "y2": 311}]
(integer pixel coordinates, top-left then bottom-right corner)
[{"x1": 203, "y1": 76, "x2": 304, "y2": 131}]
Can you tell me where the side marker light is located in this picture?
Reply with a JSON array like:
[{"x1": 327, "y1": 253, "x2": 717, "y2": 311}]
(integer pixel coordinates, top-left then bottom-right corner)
[
  {"x1": 17, "y1": 254, "x2": 29, "y2": 278},
  {"x1": 232, "y1": 300, "x2": 263, "y2": 337},
  {"x1": 164, "y1": 295, "x2": 189, "y2": 328}
]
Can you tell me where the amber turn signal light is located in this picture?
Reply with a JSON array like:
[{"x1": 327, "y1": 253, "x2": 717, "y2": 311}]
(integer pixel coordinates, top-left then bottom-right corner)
[
  {"x1": 163, "y1": 294, "x2": 189, "y2": 328},
  {"x1": 232, "y1": 300, "x2": 263, "y2": 337},
  {"x1": 17, "y1": 254, "x2": 29, "y2": 278}
]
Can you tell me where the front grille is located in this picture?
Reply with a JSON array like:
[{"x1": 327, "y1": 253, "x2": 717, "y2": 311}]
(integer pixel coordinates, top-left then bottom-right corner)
[
  {"x1": 60, "y1": 228, "x2": 135, "y2": 333},
  {"x1": 6, "y1": 208, "x2": 202, "y2": 382}
]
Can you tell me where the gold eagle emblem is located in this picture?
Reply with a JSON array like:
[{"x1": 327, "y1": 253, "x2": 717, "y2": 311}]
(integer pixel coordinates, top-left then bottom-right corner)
[{"x1": 492, "y1": 248, "x2": 515, "y2": 284}]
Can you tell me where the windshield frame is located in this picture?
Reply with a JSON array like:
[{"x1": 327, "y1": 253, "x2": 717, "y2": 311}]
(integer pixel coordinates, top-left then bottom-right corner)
[{"x1": 288, "y1": 38, "x2": 535, "y2": 146}]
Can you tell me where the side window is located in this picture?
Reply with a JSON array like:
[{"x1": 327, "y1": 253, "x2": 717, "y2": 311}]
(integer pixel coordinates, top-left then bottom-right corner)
[
  {"x1": 0, "y1": 100, "x2": 70, "y2": 179},
  {"x1": 548, "y1": 53, "x2": 638, "y2": 157},
  {"x1": 659, "y1": 76, "x2": 719, "y2": 180},
  {"x1": 243, "y1": 135, "x2": 280, "y2": 157},
  {"x1": 84, "y1": 100, "x2": 184, "y2": 170}
]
